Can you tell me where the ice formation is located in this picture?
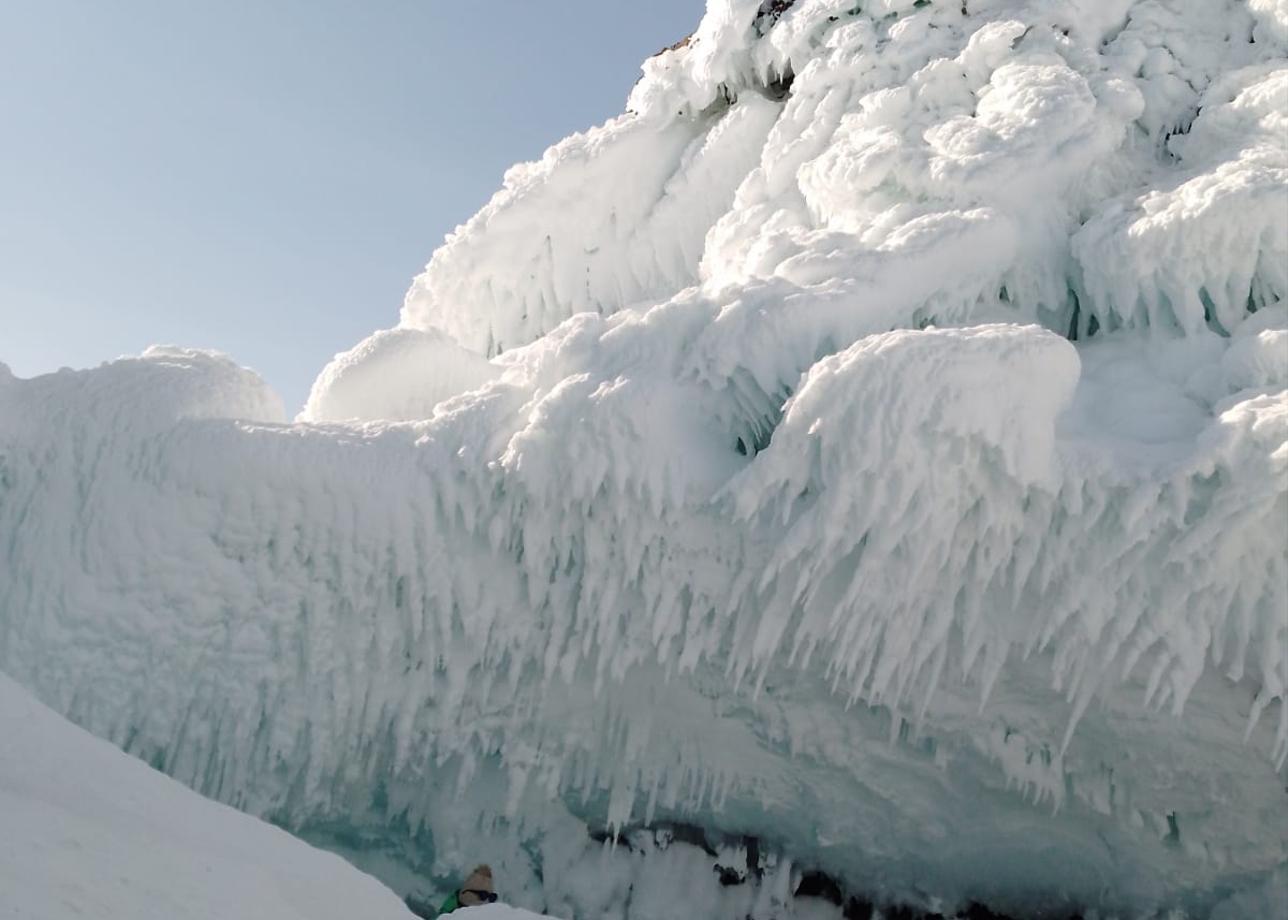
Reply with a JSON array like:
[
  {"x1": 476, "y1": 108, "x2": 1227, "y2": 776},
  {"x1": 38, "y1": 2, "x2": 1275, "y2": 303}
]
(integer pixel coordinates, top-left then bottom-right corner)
[
  {"x1": 3, "y1": 1, "x2": 1287, "y2": 918},
  {"x1": 302, "y1": 328, "x2": 499, "y2": 423}
]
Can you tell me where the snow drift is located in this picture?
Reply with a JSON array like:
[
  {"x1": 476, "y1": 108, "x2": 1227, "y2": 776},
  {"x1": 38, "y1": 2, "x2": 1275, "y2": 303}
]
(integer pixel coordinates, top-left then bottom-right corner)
[
  {"x1": 0, "y1": 673, "x2": 417, "y2": 920},
  {"x1": 2, "y1": 1, "x2": 1286, "y2": 918}
]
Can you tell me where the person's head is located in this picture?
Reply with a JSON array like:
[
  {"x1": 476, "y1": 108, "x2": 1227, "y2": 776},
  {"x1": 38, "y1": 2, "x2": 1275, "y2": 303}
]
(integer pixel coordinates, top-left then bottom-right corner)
[{"x1": 458, "y1": 864, "x2": 496, "y2": 907}]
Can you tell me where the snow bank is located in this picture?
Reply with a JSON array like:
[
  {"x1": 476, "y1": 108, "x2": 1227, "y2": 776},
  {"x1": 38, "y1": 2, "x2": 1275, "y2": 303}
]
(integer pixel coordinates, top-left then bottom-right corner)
[
  {"x1": 0, "y1": 672, "x2": 414, "y2": 920},
  {"x1": 3, "y1": 1, "x2": 1287, "y2": 918}
]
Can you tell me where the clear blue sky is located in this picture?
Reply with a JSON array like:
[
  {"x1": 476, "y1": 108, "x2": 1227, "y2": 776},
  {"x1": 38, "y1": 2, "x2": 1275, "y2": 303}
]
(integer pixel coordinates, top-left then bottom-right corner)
[{"x1": 0, "y1": 0, "x2": 703, "y2": 411}]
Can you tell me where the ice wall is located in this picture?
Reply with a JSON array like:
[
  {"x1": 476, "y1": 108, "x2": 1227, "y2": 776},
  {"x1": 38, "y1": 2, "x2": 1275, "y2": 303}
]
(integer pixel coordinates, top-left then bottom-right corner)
[{"x1": 3, "y1": 1, "x2": 1287, "y2": 918}]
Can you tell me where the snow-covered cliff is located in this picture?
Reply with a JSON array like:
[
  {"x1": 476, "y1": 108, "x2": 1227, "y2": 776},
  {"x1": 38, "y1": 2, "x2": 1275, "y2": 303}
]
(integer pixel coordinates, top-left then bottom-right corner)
[{"x1": 2, "y1": 2, "x2": 1286, "y2": 917}]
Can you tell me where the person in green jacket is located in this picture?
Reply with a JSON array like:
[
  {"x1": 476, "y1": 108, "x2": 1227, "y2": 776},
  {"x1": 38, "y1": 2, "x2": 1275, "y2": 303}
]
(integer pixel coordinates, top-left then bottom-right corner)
[{"x1": 437, "y1": 864, "x2": 497, "y2": 915}]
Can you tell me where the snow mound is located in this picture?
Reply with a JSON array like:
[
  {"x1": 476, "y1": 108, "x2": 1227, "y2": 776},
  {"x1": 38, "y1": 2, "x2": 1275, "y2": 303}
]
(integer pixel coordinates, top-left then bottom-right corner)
[
  {"x1": 301, "y1": 327, "x2": 500, "y2": 422},
  {"x1": 0, "y1": 345, "x2": 285, "y2": 440},
  {"x1": 3, "y1": 1, "x2": 1287, "y2": 918},
  {"x1": 0, "y1": 672, "x2": 413, "y2": 920}
]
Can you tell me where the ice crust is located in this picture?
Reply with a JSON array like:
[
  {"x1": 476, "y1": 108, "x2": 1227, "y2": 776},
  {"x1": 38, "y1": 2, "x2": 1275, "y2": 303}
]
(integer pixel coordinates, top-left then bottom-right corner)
[{"x1": 2, "y1": 1, "x2": 1286, "y2": 917}]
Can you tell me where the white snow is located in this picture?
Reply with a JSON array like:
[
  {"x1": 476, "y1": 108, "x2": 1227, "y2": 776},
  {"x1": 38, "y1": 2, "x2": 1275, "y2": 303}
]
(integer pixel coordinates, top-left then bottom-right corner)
[
  {"x1": 457, "y1": 910, "x2": 562, "y2": 920},
  {"x1": 401, "y1": 94, "x2": 782, "y2": 356},
  {"x1": 2, "y1": 1, "x2": 1286, "y2": 918},
  {"x1": 302, "y1": 327, "x2": 499, "y2": 423},
  {"x1": 0, "y1": 672, "x2": 416, "y2": 920}
]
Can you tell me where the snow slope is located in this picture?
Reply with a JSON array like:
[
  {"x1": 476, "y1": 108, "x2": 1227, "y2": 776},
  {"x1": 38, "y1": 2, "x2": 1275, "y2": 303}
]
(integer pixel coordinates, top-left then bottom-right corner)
[
  {"x1": 0, "y1": 672, "x2": 418, "y2": 920},
  {"x1": 2, "y1": 1, "x2": 1287, "y2": 918}
]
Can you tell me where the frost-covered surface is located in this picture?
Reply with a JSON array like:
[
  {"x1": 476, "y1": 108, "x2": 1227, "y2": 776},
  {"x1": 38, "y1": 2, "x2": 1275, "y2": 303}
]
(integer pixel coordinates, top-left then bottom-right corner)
[
  {"x1": 3, "y1": 1, "x2": 1287, "y2": 918},
  {"x1": 0, "y1": 672, "x2": 416, "y2": 920},
  {"x1": 402, "y1": 0, "x2": 1288, "y2": 361}
]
